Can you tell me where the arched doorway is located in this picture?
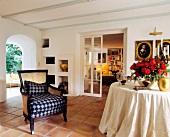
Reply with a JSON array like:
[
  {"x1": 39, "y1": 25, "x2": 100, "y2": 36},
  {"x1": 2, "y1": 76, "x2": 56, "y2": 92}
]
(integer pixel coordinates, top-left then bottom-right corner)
[
  {"x1": 6, "y1": 44, "x2": 22, "y2": 98},
  {"x1": 6, "y1": 34, "x2": 37, "y2": 98}
]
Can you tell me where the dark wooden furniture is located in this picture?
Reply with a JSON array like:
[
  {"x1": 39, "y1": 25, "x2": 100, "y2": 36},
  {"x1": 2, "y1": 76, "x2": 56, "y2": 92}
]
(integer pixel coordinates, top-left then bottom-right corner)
[{"x1": 102, "y1": 75, "x2": 117, "y2": 85}]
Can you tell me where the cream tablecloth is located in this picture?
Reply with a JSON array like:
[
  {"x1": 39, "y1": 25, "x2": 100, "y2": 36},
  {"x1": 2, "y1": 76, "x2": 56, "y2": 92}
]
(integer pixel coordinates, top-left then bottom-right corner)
[{"x1": 99, "y1": 82, "x2": 170, "y2": 137}]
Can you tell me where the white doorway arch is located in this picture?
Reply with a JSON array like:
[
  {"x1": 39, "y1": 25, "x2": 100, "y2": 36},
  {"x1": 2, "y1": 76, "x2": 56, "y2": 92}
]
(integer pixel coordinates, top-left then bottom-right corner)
[
  {"x1": 7, "y1": 34, "x2": 36, "y2": 69},
  {"x1": 6, "y1": 34, "x2": 37, "y2": 98}
]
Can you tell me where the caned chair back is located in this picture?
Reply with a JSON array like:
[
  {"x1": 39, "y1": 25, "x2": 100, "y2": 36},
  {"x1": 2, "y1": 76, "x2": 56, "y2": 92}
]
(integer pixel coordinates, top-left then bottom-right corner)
[{"x1": 17, "y1": 70, "x2": 48, "y2": 93}]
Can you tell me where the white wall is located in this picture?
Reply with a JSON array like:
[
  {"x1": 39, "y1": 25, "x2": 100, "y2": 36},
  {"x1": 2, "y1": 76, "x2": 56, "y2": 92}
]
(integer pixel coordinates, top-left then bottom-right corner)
[
  {"x1": 0, "y1": 17, "x2": 41, "y2": 102},
  {"x1": 42, "y1": 15, "x2": 170, "y2": 96}
]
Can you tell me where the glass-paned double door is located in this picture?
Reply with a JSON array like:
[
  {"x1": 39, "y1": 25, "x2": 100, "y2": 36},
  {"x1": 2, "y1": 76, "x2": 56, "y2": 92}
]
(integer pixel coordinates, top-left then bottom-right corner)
[{"x1": 83, "y1": 36, "x2": 103, "y2": 97}]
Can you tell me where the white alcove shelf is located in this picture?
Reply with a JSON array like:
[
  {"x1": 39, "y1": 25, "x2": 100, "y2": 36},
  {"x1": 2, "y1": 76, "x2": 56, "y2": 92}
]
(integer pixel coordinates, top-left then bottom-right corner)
[{"x1": 56, "y1": 54, "x2": 73, "y2": 95}]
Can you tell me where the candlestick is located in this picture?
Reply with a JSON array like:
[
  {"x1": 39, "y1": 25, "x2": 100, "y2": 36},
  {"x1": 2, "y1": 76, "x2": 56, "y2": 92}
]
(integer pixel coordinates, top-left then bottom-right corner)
[
  {"x1": 157, "y1": 45, "x2": 159, "y2": 56},
  {"x1": 161, "y1": 38, "x2": 163, "y2": 49},
  {"x1": 166, "y1": 45, "x2": 168, "y2": 55},
  {"x1": 168, "y1": 45, "x2": 169, "y2": 55}
]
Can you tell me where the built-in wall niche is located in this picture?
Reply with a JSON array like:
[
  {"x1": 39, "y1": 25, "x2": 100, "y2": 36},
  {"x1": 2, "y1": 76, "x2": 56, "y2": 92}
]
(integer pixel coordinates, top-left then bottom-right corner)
[
  {"x1": 46, "y1": 57, "x2": 55, "y2": 64},
  {"x1": 58, "y1": 76, "x2": 68, "y2": 83},
  {"x1": 47, "y1": 75, "x2": 55, "y2": 84},
  {"x1": 58, "y1": 60, "x2": 68, "y2": 72},
  {"x1": 42, "y1": 39, "x2": 49, "y2": 48},
  {"x1": 43, "y1": 56, "x2": 55, "y2": 76},
  {"x1": 56, "y1": 54, "x2": 73, "y2": 94}
]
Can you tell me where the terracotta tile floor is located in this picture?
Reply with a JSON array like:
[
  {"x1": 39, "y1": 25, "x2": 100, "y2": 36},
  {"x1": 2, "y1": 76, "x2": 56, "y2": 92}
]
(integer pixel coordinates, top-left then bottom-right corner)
[{"x1": 0, "y1": 87, "x2": 109, "y2": 137}]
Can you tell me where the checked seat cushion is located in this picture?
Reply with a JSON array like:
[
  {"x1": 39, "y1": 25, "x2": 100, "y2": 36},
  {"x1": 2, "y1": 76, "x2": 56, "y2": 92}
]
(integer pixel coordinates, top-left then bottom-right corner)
[{"x1": 29, "y1": 94, "x2": 66, "y2": 118}]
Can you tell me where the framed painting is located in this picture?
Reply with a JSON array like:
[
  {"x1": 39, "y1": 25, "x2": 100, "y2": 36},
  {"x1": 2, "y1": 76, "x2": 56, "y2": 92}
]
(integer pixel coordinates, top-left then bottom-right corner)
[
  {"x1": 135, "y1": 40, "x2": 153, "y2": 60},
  {"x1": 156, "y1": 39, "x2": 170, "y2": 59}
]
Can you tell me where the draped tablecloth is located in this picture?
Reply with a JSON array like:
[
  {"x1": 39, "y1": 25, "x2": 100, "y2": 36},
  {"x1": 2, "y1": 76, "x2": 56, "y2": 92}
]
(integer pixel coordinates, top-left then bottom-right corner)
[{"x1": 99, "y1": 82, "x2": 170, "y2": 137}]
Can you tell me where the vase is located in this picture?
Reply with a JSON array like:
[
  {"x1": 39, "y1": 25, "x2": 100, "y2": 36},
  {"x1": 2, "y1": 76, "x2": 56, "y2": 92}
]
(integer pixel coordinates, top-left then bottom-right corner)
[
  {"x1": 60, "y1": 64, "x2": 68, "y2": 72},
  {"x1": 147, "y1": 81, "x2": 159, "y2": 90},
  {"x1": 137, "y1": 80, "x2": 159, "y2": 90},
  {"x1": 137, "y1": 79, "x2": 150, "y2": 87},
  {"x1": 158, "y1": 77, "x2": 170, "y2": 92}
]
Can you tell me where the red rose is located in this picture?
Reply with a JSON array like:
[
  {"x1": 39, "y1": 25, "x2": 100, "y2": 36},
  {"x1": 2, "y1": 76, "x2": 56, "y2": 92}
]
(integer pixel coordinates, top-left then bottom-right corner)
[
  {"x1": 150, "y1": 65, "x2": 155, "y2": 71},
  {"x1": 161, "y1": 63, "x2": 166, "y2": 70},
  {"x1": 149, "y1": 59, "x2": 156, "y2": 66},
  {"x1": 136, "y1": 62, "x2": 142, "y2": 67},
  {"x1": 142, "y1": 68, "x2": 146, "y2": 74},
  {"x1": 141, "y1": 60, "x2": 146, "y2": 63},
  {"x1": 145, "y1": 68, "x2": 151, "y2": 75},
  {"x1": 145, "y1": 62, "x2": 149, "y2": 67},
  {"x1": 131, "y1": 57, "x2": 167, "y2": 81},
  {"x1": 155, "y1": 59, "x2": 161, "y2": 63},
  {"x1": 141, "y1": 60, "x2": 146, "y2": 66},
  {"x1": 140, "y1": 62, "x2": 145, "y2": 67},
  {"x1": 135, "y1": 72, "x2": 140, "y2": 77},
  {"x1": 158, "y1": 69, "x2": 163, "y2": 74},
  {"x1": 154, "y1": 63, "x2": 158, "y2": 67},
  {"x1": 149, "y1": 58, "x2": 154, "y2": 61},
  {"x1": 130, "y1": 63, "x2": 136, "y2": 70}
]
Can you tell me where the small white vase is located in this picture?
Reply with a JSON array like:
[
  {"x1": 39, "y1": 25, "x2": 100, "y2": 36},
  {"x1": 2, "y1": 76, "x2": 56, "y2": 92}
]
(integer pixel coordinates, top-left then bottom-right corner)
[
  {"x1": 138, "y1": 80, "x2": 159, "y2": 90},
  {"x1": 137, "y1": 80, "x2": 145, "y2": 86},
  {"x1": 147, "y1": 81, "x2": 159, "y2": 90},
  {"x1": 137, "y1": 79, "x2": 150, "y2": 87}
]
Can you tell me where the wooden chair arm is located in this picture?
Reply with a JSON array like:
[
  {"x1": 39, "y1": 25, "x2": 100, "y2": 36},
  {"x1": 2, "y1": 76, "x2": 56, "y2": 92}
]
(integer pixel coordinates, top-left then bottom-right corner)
[
  {"x1": 20, "y1": 88, "x2": 30, "y2": 97},
  {"x1": 48, "y1": 84, "x2": 68, "y2": 95}
]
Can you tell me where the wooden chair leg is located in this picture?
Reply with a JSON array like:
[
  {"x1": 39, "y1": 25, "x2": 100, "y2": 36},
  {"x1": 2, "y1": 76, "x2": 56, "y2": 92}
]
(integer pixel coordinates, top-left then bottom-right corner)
[
  {"x1": 30, "y1": 118, "x2": 34, "y2": 134},
  {"x1": 24, "y1": 117, "x2": 27, "y2": 121},
  {"x1": 23, "y1": 113, "x2": 27, "y2": 121},
  {"x1": 63, "y1": 107, "x2": 67, "y2": 122}
]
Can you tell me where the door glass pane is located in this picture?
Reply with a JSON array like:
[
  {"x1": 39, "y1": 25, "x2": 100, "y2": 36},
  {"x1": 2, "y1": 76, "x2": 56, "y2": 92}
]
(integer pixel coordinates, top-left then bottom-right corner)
[
  {"x1": 84, "y1": 36, "x2": 102, "y2": 96},
  {"x1": 93, "y1": 65, "x2": 101, "y2": 94},
  {"x1": 93, "y1": 50, "x2": 99, "y2": 65},
  {"x1": 94, "y1": 37, "x2": 101, "y2": 48},
  {"x1": 85, "y1": 38, "x2": 92, "y2": 46},
  {"x1": 84, "y1": 65, "x2": 91, "y2": 93},
  {"x1": 92, "y1": 47, "x2": 101, "y2": 95},
  {"x1": 84, "y1": 49, "x2": 91, "y2": 66},
  {"x1": 84, "y1": 38, "x2": 92, "y2": 93}
]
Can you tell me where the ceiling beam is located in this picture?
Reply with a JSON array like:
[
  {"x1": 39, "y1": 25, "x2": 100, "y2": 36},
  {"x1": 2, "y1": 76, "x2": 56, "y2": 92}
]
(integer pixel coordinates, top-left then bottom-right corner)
[
  {"x1": 2, "y1": 0, "x2": 96, "y2": 18},
  {"x1": 25, "y1": 0, "x2": 170, "y2": 25},
  {"x1": 40, "y1": 11, "x2": 170, "y2": 30}
]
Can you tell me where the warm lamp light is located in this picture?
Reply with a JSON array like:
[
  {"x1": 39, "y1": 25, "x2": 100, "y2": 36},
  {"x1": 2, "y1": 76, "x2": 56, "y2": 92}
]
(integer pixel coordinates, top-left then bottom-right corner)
[{"x1": 96, "y1": 65, "x2": 109, "y2": 75}]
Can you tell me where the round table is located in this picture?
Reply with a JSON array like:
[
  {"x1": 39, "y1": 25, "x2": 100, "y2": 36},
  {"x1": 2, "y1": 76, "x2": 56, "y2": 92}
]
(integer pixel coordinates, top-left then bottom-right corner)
[{"x1": 99, "y1": 82, "x2": 170, "y2": 137}]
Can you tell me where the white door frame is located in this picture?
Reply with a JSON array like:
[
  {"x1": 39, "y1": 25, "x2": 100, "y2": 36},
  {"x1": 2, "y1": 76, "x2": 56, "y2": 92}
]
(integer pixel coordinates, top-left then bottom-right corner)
[
  {"x1": 79, "y1": 28, "x2": 127, "y2": 97},
  {"x1": 82, "y1": 35, "x2": 103, "y2": 97}
]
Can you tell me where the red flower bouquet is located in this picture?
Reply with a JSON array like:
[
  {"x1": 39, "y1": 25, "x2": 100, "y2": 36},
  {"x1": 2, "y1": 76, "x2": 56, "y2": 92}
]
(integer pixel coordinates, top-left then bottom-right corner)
[{"x1": 130, "y1": 58, "x2": 170, "y2": 82}]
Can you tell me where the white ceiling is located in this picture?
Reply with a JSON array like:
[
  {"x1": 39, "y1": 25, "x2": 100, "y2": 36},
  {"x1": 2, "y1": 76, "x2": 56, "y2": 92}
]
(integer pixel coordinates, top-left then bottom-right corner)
[{"x1": 0, "y1": 0, "x2": 170, "y2": 30}]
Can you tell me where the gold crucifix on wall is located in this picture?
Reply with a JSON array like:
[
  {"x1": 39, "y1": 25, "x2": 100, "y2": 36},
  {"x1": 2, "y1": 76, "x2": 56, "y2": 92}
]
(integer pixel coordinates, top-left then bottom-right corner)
[{"x1": 149, "y1": 27, "x2": 162, "y2": 36}]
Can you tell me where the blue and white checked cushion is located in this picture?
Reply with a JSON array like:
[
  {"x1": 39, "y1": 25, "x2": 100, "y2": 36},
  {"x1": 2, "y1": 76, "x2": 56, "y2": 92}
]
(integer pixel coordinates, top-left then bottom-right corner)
[
  {"x1": 29, "y1": 94, "x2": 66, "y2": 118},
  {"x1": 24, "y1": 81, "x2": 47, "y2": 96}
]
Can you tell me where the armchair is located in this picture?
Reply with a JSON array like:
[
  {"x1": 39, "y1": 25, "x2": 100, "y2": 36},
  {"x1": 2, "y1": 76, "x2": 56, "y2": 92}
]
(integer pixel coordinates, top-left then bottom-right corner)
[{"x1": 17, "y1": 70, "x2": 68, "y2": 134}]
